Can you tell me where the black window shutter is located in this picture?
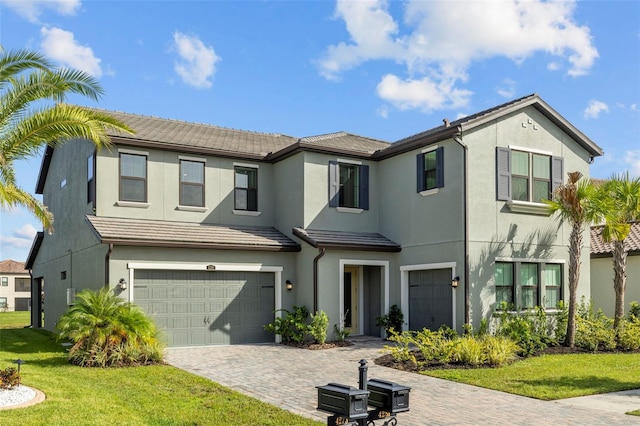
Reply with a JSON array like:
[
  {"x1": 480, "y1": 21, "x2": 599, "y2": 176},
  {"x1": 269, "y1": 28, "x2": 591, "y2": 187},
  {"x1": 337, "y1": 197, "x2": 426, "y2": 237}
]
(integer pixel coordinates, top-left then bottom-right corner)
[
  {"x1": 416, "y1": 153, "x2": 425, "y2": 192},
  {"x1": 436, "y1": 146, "x2": 445, "y2": 188},
  {"x1": 328, "y1": 161, "x2": 339, "y2": 207},
  {"x1": 359, "y1": 165, "x2": 369, "y2": 210},
  {"x1": 496, "y1": 147, "x2": 511, "y2": 201},
  {"x1": 551, "y1": 156, "x2": 564, "y2": 193}
]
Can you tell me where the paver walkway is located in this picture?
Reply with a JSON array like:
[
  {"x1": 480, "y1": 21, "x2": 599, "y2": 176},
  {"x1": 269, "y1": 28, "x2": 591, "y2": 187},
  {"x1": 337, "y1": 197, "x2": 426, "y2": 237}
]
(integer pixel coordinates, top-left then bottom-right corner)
[{"x1": 166, "y1": 337, "x2": 640, "y2": 425}]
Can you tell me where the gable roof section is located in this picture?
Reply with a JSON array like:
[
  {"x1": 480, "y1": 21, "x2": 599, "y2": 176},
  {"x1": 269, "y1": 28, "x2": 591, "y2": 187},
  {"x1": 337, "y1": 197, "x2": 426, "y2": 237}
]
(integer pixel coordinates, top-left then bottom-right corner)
[
  {"x1": 376, "y1": 93, "x2": 603, "y2": 159},
  {"x1": 0, "y1": 259, "x2": 27, "y2": 273},
  {"x1": 293, "y1": 227, "x2": 401, "y2": 252},
  {"x1": 25, "y1": 232, "x2": 44, "y2": 269},
  {"x1": 591, "y1": 222, "x2": 640, "y2": 257},
  {"x1": 86, "y1": 216, "x2": 300, "y2": 252}
]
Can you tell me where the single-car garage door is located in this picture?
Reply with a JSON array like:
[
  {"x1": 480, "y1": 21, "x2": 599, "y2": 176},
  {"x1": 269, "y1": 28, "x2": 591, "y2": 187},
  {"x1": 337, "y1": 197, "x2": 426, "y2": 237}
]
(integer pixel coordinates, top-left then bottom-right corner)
[
  {"x1": 409, "y1": 269, "x2": 452, "y2": 332},
  {"x1": 134, "y1": 270, "x2": 275, "y2": 347}
]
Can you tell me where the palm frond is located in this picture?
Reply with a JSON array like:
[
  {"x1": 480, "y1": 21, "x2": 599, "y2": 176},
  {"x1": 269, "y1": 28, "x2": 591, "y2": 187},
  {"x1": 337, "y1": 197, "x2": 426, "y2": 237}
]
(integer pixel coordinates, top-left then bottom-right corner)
[{"x1": 0, "y1": 183, "x2": 53, "y2": 231}]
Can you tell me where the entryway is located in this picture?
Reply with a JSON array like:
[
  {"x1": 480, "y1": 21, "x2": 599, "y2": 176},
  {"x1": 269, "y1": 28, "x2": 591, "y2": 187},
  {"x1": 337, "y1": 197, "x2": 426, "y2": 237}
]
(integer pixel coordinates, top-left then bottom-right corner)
[{"x1": 341, "y1": 261, "x2": 386, "y2": 337}]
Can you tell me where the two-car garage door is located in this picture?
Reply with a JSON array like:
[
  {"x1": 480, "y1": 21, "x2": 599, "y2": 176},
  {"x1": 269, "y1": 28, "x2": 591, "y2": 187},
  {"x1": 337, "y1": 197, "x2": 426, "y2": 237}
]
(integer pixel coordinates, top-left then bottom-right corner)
[{"x1": 134, "y1": 270, "x2": 275, "y2": 347}]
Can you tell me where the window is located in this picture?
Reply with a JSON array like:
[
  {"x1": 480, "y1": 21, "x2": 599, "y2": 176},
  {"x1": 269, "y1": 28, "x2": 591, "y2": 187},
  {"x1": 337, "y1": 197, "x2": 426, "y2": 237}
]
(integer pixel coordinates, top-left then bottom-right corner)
[
  {"x1": 497, "y1": 147, "x2": 563, "y2": 203},
  {"x1": 120, "y1": 153, "x2": 147, "y2": 202},
  {"x1": 543, "y1": 264, "x2": 562, "y2": 309},
  {"x1": 495, "y1": 261, "x2": 562, "y2": 310},
  {"x1": 0, "y1": 297, "x2": 6, "y2": 310},
  {"x1": 87, "y1": 153, "x2": 95, "y2": 205},
  {"x1": 495, "y1": 262, "x2": 513, "y2": 306},
  {"x1": 328, "y1": 161, "x2": 369, "y2": 210},
  {"x1": 416, "y1": 147, "x2": 444, "y2": 192},
  {"x1": 15, "y1": 278, "x2": 30, "y2": 292},
  {"x1": 180, "y1": 160, "x2": 205, "y2": 207},
  {"x1": 1, "y1": 277, "x2": 7, "y2": 286},
  {"x1": 234, "y1": 166, "x2": 257, "y2": 211}
]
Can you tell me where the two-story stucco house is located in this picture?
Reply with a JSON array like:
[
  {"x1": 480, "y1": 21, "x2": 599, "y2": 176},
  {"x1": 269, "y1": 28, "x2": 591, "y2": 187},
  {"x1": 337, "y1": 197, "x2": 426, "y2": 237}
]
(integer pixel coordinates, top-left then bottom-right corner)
[
  {"x1": 0, "y1": 260, "x2": 31, "y2": 312},
  {"x1": 25, "y1": 94, "x2": 603, "y2": 347}
]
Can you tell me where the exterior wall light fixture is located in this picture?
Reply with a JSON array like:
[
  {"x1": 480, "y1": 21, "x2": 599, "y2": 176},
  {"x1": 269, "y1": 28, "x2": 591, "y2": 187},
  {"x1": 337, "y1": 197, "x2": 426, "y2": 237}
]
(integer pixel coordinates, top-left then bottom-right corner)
[
  {"x1": 286, "y1": 280, "x2": 293, "y2": 291},
  {"x1": 451, "y1": 276, "x2": 460, "y2": 288},
  {"x1": 118, "y1": 278, "x2": 127, "y2": 290}
]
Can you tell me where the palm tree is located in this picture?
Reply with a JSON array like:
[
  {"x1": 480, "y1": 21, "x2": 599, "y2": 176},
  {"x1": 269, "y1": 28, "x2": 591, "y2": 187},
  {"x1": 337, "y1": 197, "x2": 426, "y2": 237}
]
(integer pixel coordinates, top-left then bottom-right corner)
[
  {"x1": 57, "y1": 288, "x2": 163, "y2": 367},
  {"x1": 598, "y1": 173, "x2": 640, "y2": 328},
  {"x1": 0, "y1": 47, "x2": 134, "y2": 231},
  {"x1": 546, "y1": 171, "x2": 608, "y2": 347}
]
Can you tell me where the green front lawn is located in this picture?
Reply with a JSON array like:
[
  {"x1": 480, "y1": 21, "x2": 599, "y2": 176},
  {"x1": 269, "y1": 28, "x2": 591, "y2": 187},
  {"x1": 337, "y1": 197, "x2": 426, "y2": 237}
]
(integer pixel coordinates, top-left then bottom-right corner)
[
  {"x1": 0, "y1": 327, "x2": 321, "y2": 425},
  {"x1": 424, "y1": 352, "x2": 640, "y2": 400}
]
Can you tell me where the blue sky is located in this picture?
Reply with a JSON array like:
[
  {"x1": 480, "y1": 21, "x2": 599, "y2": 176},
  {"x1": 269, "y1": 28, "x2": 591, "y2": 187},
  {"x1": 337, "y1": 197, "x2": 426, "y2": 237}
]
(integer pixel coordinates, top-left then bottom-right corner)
[{"x1": 0, "y1": 0, "x2": 639, "y2": 263}]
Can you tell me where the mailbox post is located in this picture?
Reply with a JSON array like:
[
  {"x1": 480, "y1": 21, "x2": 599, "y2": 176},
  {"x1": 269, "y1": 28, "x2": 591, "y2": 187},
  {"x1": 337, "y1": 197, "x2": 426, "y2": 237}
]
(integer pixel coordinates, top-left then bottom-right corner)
[{"x1": 317, "y1": 359, "x2": 411, "y2": 426}]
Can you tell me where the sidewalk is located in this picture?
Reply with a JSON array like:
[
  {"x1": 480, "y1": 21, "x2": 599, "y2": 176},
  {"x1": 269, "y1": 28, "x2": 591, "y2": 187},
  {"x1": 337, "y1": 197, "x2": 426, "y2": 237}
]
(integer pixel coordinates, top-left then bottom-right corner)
[{"x1": 166, "y1": 337, "x2": 640, "y2": 425}]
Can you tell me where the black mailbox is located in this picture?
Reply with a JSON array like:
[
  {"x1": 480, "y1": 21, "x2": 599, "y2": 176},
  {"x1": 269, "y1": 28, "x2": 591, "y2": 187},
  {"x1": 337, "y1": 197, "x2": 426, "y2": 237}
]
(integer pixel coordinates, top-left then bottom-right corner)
[
  {"x1": 367, "y1": 378, "x2": 411, "y2": 414},
  {"x1": 316, "y1": 382, "x2": 369, "y2": 420}
]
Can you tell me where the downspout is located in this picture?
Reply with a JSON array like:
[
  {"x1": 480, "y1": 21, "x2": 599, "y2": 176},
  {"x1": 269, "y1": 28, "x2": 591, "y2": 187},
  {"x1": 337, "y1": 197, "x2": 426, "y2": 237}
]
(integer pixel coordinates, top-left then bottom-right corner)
[
  {"x1": 453, "y1": 131, "x2": 470, "y2": 327},
  {"x1": 105, "y1": 243, "x2": 113, "y2": 288},
  {"x1": 312, "y1": 248, "x2": 326, "y2": 313}
]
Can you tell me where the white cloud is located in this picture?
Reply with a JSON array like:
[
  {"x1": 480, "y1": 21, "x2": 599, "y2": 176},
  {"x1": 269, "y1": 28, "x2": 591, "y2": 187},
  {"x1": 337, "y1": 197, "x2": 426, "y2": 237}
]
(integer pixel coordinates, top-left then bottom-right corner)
[
  {"x1": 496, "y1": 79, "x2": 517, "y2": 98},
  {"x1": 376, "y1": 104, "x2": 390, "y2": 119},
  {"x1": 0, "y1": 223, "x2": 38, "y2": 250},
  {"x1": 40, "y1": 27, "x2": 102, "y2": 77},
  {"x1": 172, "y1": 31, "x2": 220, "y2": 89},
  {"x1": 583, "y1": 99, "x2": 609, "y2": 119},
  {"x1": 625, "y1": 150, "x2": 640, "y2": 177},
  {"x1": 2, "y1": 0, "x2": 81, "y2": 23},
  {"x1": 318, "y1": 0, "x2": 598, "y2": 112}
]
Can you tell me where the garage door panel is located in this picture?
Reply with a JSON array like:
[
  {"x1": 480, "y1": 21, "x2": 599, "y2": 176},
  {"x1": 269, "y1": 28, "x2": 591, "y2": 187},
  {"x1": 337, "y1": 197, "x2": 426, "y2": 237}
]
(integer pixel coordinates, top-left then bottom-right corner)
[
  {"x1": 409, "y1": 268, "x2": 453, "y2": 332},
  {"x1": 134, "y1": 269, "x2": 274, "y2": 347}
]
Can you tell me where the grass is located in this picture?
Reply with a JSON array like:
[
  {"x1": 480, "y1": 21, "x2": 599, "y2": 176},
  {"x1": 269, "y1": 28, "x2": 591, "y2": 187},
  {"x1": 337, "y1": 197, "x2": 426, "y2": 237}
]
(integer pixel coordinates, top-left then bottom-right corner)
[
  {"x1": 423, "y1": 352, "x2": 640, "y2": 400},
  {"x1": 0, "y1": 311, "x2": 31, "y2": 329},
  {"x1": 0, "y1": 324, "x2": 322, "y2": 425}
]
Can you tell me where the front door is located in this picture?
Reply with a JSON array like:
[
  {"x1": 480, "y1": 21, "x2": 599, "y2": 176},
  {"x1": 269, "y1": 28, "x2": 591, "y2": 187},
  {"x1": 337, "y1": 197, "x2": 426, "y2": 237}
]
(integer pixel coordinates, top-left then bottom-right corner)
[{"x1": 344, "y1": 267, "x2": 359, "y2": 334}]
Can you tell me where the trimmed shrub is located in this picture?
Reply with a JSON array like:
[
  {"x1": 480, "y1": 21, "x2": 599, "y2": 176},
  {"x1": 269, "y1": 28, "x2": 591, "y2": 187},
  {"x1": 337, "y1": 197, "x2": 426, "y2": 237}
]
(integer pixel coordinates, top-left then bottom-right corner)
[
  {"x1": 264, "y1": 306, "x2": 310, "y2": 344},
  {"x1": 453, "y1": 335, "x2": 485, "y2": 366},
  {"x1": 309, "y1": 311, "x2": 329, "y2": 345},
  {"x1": 483, "y1": 336, "x2": 519, "y2": 366},
  {"x1": 617, "y1": 317, "x2": 640, "y2": 351}
]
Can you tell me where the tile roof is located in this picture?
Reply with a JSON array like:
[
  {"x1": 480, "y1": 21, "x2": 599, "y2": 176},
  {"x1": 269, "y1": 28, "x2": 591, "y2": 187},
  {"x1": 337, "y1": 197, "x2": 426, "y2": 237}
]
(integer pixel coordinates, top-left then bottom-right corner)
[
  {"x1": 0, "y1": 259, "x2": 27, "y2": 273},
  {"x1": 86, "y1": 216, "x2": 300, "y2": 252},
  {"x1": 100, "y1": 109, "x2": 299, "y2": 158},
  {"x1": 591, "y1": 222, "x2": 640, "y2": 256},
  {"x1": 293, "y1": 227, "x2": 401, "y2": 252},
  {"x1": 299, "y1": 132, "x2": 390, "y2": 155}
]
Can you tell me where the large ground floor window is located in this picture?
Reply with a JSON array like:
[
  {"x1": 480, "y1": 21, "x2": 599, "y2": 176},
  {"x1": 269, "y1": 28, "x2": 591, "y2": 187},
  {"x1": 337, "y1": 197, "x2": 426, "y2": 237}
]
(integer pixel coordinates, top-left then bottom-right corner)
[{"x1": 495, "y1": 261, "x2": 562, "y2": 310}]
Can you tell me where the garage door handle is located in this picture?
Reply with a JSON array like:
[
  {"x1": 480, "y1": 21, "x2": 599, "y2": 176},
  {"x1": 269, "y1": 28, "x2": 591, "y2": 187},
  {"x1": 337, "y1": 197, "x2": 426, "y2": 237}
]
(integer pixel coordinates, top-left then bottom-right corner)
[{"x1": 262, "y1": 285, "x2": 274, "y2": 288}]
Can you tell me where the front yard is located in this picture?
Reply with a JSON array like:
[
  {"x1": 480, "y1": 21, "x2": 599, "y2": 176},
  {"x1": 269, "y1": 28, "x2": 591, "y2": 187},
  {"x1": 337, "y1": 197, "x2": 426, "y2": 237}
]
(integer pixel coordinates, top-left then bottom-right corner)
[{"x1": 0, "y1": 315, "x2": 321, "y2": 426}]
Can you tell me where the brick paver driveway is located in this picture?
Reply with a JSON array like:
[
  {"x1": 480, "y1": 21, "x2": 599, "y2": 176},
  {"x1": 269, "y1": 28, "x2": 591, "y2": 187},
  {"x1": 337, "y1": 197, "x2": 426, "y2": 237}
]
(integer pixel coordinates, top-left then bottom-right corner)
[{"x1": 166, "y1": 337, "x2": 640, "y2": 425}]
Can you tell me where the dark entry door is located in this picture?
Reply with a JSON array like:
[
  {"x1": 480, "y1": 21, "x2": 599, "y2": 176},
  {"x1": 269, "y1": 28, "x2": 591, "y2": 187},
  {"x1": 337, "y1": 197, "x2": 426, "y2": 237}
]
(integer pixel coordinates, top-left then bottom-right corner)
[{"x1": 408, "y1": 269, "x2": 453, "y2": 331}]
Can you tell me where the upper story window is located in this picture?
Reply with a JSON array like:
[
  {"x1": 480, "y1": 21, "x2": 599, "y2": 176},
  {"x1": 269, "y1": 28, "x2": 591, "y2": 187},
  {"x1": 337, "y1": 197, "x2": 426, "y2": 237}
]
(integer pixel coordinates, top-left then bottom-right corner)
[
  {"x1": 495, "y1": 261, "x2": 563, "y2": 310},
  {"x1": 120, "y1": 153, "x2": 147, "y2": 203},
  {"x1": 328, "y1": 160, "x2": 369, "y2": 210},
  {"x1": 180, "y1": 160, "x2": 205, "y2": 207},
  {"x1": 15, "y1": 278, "x2": 30, "y2": 292},
  {"x1": 416, "y1": 147, "x2": 444, "y2": 193},
  {"x1": 496, "y1": 147, "x2": 563, "y2": 212},
  {"x1": 87, "y1": 152, "x2": 95, "y2": 205},
  {"x1": 234, "y1": 166, "x2": 258, "y2": 211},
  {"x1": 1, "y1": 277, "x2": 7, "y2": 286}
]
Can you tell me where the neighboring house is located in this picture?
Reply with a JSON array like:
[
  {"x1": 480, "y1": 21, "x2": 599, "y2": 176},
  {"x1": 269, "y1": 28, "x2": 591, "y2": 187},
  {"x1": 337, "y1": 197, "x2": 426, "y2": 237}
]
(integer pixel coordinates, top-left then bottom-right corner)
[
  {"x1": 26, "y1": 93, "x2": 603, "y2": 347},
  {"x1": 590, "y1": 222, "x2": 640, "y2": 316},
  {"x1": 0, "y1": 260, "x2": 31, "y2": 312}
]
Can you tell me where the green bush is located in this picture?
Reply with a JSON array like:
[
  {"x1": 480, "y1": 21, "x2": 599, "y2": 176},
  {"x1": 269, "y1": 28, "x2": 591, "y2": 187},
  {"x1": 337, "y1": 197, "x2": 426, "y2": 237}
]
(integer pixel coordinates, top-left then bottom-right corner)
[
  {"x1": 264, "y1": 306, "x2": 310, "y2": 344},
  {"x1": 453, "y1": 335, "x2": 485, "y2": 366},
  {"x1": 494, "y1": 310, "x2": 550, "y2": 356},
  {"x1": 376, "y1": 304, "x2": 404, "y2": 338},
  {"x1": 617, "y1": 317, "x2": 640, "y2": 351},
  {"x1": 0, "y1": 366, "x2": 20, "y2": 389},
  {"x1": 483, "y1": 336, "x2": 519, "y2": 366},
  {"x1": 413, "y1": 328, "x2": 456, "y2": 363},
  {"x1": 385, "y1": 330, "x2": 417, "y2": 365},
  {"x1": 574, "y1": 299, "x2": 616, "y2": 352},
  {"x1": 309, "y1": 311, "x2": 329, "y2": 344},
  {"x1": 628, "y1": 301, "x2": 640, "y2": 320},
  {"x1": 57, "y1": 288, "x2": 164, "y2": 367}
]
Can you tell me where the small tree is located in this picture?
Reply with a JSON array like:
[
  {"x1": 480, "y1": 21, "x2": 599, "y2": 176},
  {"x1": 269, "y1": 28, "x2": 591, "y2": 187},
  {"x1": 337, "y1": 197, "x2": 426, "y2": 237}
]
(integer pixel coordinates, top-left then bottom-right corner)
[
  {"x1": 598, "y1": 173, "x2": 640, "y2": 328},
  {"x1": 57, "y1": 287, "x2": 163, "y2": 367},
  {"x1": 545, "y1": 172, "x2": 607, "y2": 347}
]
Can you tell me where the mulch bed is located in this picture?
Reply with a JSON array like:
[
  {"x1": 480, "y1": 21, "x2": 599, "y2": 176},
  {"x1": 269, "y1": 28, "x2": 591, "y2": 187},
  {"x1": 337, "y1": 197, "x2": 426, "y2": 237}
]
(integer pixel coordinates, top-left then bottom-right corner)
[
  {"x1": 373, "y1": 345, "x2": 592, "y2": 373},
  {"x1": 282, "y1": 341, "x2": 354, "y2": 350}
]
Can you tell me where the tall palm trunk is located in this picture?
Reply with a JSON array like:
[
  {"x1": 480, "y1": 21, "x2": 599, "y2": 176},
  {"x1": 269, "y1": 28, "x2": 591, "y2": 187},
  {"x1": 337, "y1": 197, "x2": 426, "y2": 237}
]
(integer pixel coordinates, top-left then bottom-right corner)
[
  {"x1": 613, "y1": 240, "x2": 627, "y2": 328},
  {"x1": 565, "y1": 221, "x2": 583, "y2": 348}
]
